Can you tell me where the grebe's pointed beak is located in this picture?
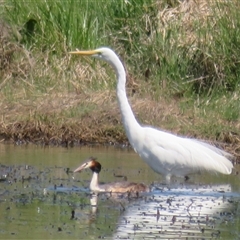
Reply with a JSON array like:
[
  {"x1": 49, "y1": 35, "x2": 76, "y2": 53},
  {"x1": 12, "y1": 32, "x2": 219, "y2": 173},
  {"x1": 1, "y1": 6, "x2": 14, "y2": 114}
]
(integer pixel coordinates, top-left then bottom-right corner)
[
  {"x1": 69, "y1": 49, "x2": 99, "y2": 56},
  {"x1": 73, "y1": 157, "x2": 96, "y2": 173},
  {"x1": 73, "y1": 163, "x2": 87, "y2": 173}
]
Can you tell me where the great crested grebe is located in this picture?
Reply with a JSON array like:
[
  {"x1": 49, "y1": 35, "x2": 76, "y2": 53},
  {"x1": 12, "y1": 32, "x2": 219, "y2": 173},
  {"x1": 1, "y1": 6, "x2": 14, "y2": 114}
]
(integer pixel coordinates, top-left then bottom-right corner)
[
  {"x1": 74, "y1": 157, "x2": 149, "y2": 193},
  {"x1": 70, "y1": 48, "x2": 233, "y2": 182}
]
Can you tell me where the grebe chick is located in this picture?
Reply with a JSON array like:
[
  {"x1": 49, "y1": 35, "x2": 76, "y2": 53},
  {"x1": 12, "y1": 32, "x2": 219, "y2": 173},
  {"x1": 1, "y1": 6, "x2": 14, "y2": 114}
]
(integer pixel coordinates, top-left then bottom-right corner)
[{"x1": 74, "y1": 157, "x2": 149, "y2": 193}]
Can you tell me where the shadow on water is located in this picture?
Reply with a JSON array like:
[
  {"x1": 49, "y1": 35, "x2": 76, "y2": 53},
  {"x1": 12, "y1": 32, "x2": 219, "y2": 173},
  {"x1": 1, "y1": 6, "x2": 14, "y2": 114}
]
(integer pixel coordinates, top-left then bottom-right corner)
[{"x1": 0, "y1": 144, "x2": 240, "y2": 239}]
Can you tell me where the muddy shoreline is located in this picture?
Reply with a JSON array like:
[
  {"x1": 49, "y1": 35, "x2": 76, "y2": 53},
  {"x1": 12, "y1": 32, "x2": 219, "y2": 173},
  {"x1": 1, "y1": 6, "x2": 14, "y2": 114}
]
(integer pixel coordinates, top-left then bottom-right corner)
[
  {"x1": 0, "y1": 121, "x2": 129, "y2": 147},
  {"x1": 1, "y1": 120, "x2": 239, "y2": 165}
]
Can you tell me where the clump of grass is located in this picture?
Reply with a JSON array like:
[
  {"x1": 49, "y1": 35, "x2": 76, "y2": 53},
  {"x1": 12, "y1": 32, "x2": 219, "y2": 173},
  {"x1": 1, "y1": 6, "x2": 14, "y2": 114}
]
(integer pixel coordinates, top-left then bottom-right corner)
[
  {"x1": 4, "y1": 1, "x2": 100, "y2": 49},
  {"x1": 185, "y1": 1, "x2": 240, "y2": 94}
]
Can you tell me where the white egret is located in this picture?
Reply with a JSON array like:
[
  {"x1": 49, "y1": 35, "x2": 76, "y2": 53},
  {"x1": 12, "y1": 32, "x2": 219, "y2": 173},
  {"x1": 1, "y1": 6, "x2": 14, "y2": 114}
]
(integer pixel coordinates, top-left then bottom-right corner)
[
  {"x1": 70, "y1": 47, "x2": 233, "y2": 181},
  {"x1": 74, "y1": 157, "x2": 149, "y2": 193}
]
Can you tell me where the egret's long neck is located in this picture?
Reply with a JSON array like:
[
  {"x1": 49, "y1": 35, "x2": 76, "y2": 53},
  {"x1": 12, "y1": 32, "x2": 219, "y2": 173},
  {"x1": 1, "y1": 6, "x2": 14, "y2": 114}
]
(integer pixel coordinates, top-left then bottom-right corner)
[{"x1": 111, "y1": 57, "x2": 141, "y2": 145}]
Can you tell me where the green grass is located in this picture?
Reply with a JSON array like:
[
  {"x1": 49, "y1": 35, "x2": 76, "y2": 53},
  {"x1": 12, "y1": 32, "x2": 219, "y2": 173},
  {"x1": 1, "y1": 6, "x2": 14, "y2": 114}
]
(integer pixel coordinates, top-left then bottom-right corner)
[
  {"x1": 0, "y1": 0, "x2": 240, "y2": 145},
  {"x1": 2, "y1": 0, "x2": 240, "y2": 93}
]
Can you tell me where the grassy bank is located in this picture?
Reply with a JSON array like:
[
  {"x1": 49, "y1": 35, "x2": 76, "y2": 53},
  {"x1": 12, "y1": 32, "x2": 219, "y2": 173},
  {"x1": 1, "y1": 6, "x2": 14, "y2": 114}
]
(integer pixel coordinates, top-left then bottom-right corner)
[{"x1": 0, "y1": 0, "x2": 239, "y2": 155}]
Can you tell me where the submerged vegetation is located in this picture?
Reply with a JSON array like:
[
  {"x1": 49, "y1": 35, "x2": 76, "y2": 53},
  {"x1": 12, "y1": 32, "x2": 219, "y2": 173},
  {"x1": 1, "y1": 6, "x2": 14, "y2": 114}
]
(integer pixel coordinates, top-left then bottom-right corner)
[{"x1": 0, "y1": 0, "x2": 239, "y2": 155}]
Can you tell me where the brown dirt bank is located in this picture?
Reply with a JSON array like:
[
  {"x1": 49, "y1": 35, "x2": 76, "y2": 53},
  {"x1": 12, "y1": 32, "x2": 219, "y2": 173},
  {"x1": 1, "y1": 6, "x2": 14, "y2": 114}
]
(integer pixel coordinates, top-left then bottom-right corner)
[{"x1": 0, "y1": 91, "x2": 239, "y2": 163}]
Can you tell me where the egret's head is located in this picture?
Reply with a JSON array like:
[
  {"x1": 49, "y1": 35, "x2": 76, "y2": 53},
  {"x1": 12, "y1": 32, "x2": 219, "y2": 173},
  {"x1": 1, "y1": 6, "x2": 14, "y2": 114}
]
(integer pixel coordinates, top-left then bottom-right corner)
[
  {"x1": 74, "y1": 157, "x2": 102, "y2": 174},
  {"x1": 69, "y1": 47, "x2": 118, "y2": 65}
]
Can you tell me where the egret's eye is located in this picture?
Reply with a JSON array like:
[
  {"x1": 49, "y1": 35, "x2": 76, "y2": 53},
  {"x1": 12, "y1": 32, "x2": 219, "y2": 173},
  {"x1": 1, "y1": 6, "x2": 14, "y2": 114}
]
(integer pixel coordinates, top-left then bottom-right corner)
[{"x1": 93, "y1": 52, "x2": 102, "y2": 58}]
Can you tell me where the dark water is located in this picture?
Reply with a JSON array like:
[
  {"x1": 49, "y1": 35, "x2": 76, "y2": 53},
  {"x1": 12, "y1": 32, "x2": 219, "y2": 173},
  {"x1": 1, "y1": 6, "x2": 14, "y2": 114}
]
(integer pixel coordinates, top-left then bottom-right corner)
[{"x1": 0, "y1": 144, "x2": 240, "y2": 239}]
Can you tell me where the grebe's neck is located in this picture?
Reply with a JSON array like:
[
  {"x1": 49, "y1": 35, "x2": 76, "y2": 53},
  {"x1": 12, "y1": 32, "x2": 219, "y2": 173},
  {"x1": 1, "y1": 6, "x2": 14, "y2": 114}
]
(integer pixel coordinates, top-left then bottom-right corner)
[{"x1": 90, "y1": 172, "x2": 105, "y2": 192}]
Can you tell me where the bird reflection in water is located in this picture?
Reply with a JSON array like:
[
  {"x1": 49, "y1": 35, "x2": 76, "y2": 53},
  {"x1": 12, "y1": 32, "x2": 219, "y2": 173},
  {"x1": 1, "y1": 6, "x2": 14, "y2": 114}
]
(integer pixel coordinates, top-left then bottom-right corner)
[{"x1": 73, "y1": 157, "x2": 150, "y2": 225}]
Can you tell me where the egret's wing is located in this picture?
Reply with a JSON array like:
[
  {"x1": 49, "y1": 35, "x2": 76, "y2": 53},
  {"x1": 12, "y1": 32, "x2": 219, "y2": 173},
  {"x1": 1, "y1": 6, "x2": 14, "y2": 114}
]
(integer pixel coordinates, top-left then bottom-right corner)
[
  {"x1": 191, "y1": 138, "x2": 233, "y2": 158},
  {"x1": 140, "y1": 127, "x2": 233, "y2": 175}
]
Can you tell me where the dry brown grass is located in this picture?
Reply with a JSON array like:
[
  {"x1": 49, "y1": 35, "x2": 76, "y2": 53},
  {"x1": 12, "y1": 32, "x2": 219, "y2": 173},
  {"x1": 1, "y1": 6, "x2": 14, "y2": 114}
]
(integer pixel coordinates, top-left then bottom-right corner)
[
  {"x1": 157, "y1": 0, "x2": 211, "y2": 25},
  {"x1": 156, "y1": 0, "x2": 240, "y2": 46},
  {"x1": 0, "y1": 86, "x2": 239, "y2": 153}
]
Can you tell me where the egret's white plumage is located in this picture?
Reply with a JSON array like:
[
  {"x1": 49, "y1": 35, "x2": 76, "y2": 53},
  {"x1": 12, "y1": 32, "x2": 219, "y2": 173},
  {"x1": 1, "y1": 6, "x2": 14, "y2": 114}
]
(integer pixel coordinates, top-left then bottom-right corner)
[{"x1": 70, "y1": 47, "x2": 233, "y2": 181}]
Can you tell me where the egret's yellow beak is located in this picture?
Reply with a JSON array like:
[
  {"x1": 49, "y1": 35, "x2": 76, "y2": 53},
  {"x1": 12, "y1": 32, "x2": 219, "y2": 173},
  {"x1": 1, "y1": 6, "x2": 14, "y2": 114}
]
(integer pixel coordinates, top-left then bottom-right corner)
[{"x1": 69, "y1": 50, "x2": 99, "y2": 56}]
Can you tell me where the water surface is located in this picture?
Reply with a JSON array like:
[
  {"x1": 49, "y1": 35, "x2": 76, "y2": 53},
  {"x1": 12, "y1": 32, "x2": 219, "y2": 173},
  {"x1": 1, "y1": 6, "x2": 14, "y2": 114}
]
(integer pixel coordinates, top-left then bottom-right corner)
[{"x1": 0, "y1": 144, "x2": 240, "y2": 239}]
